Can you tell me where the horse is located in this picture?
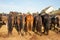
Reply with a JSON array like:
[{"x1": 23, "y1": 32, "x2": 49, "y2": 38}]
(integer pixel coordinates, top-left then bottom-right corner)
[
  {"x1": 25, "y1": 14, "x2": 34, "y2": 35},
  {"x1": 55, "y1": 15, "x2": 60, "y2": 33},
  {"x1": 41, "y1": 13, "x2": 50, "y2": 35},
  {"x1": 50, "y1": 15, "x2": 58, "y2": 30},
  {"x1": 33, "y1": 14, "x2": 42, "y2": 36},
  {"x1": 7, "y1": 12, "x2": 16, "y2": 35},
  {"x1": 7, "y1": 14, "x2": 13, "y2": 35}
]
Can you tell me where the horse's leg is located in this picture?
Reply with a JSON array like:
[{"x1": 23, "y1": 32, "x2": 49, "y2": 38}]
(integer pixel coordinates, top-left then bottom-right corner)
[
  {"x1": 39, "y1": 25, "x2": 42, "y2": 36},
  {"x1": 27, "y1": 20, "x2": 30, "y2": 31},
  {"x1": 18, "y1": 25, "x2": 20, "y2": 35},
  {"x1": 31, "y1": 23, "x2": 32, "y2": 31},
  {"x1": 32, "y1": 22, "x2": 35, "y2": 32},
  {"x1": 50, "y1": 23, "x2": 52, "y2": 30},
  {"x1": 54, "y1": 23, "x2": 56, "y2": 30},
  {"x1": 46, "y1": 24, "x2": 49, "y2": 35},
  {"x1": 8, "y1": 25, "x2": 13, "y2": 36},
  {"x1": 53, "y1": 23, "x2": 55, "y2": 30},
  {"x1": 29, "y1": 21, "x2": 33, "y2": 35},
  {"x1": 26, "y1": 21, "x2": 29, "y2": 35},
  {"x1": 21, "y1": 21, "x2": 25, "y2": 36}
]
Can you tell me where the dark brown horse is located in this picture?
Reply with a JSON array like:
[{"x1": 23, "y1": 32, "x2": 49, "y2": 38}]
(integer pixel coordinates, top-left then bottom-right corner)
[
  {"x1": 8, "y1": 14, "x2": 13, "y2": 35},
  {"x1": 33, "y1": 14, "x2": 42, "y2": 36},
  {"x1": 15, "y1": 15, "x2": 21, "y2": 34},
  {"x1": 41, "y1": 13, "x2": 50, "y2": 35},
  {"x1": 8, "y1": 12, "x2": 17, "y2": 35}
]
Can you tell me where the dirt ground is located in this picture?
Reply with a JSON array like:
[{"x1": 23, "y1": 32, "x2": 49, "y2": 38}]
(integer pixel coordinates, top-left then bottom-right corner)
[{"x1": 0, "y1": 25, "x2": 60, "y2": 40}]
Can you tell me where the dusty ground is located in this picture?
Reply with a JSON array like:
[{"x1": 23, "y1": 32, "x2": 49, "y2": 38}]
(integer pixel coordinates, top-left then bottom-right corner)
[{"x1": 0, "y1": 25, "x2": 60, "y2": 40}]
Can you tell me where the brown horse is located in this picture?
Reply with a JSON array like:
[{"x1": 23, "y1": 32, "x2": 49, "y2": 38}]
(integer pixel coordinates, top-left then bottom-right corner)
[
  {"x1": 16, "y1": 14, "x2": 24, "y2": 35},
  {"x1": 25, "y1": 14, "x2": 34, "y2": 35},
  {"x1": 15, "y1": 15, "x2": 21, "y2": 34}
]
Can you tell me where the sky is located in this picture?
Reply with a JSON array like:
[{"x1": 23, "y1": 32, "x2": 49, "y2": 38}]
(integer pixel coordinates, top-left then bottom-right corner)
[{"x1": 0, "y1": 0, "x2": 60, "y2": 13}]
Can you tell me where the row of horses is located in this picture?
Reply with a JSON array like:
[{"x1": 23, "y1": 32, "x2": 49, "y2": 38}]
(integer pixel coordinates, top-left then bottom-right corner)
[{"x1": 1, "y1": 12, "x2": 60, "y2": 36}]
